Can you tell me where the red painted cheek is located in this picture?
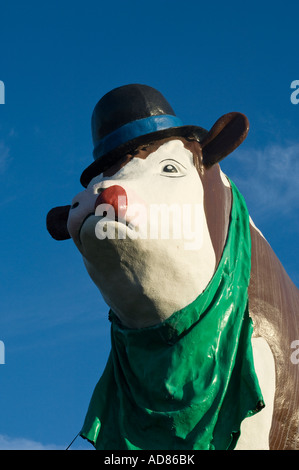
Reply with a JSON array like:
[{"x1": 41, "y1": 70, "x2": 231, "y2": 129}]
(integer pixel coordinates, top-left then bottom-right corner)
[{"x1": 94, "y1": 185, "x2": 128, "y2": 219}]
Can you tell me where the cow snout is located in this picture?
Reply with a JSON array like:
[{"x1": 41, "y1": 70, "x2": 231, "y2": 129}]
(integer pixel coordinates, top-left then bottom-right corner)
[{"x1": 95, "y1": 185, "x2": 128, "y2": 220}]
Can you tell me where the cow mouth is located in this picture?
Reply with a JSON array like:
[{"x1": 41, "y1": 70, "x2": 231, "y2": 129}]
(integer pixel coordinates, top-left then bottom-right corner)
[{"x1": 78, "y1": 211, "x2": 132, "y2": 245}]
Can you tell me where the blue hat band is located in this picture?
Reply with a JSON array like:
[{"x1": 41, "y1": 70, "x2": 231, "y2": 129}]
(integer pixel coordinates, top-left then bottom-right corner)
[{"x1": 93, "y1": 114, "x2": 183, "y2": 160}]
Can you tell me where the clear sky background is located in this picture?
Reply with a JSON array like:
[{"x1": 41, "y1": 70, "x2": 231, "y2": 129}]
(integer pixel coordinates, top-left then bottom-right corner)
[{"x1": 0, "y1": 0, "x2": 298, "y2": 450}]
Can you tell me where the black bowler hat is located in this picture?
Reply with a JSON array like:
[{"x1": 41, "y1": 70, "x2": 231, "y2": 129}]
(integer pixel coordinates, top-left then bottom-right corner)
[{"x1": 80, "y1": 84, "x2": 208, "y2": 187}]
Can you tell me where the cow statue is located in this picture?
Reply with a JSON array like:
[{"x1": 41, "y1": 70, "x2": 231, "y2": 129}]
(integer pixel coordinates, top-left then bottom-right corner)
[{"x1": 47, "y1": 84, "x2": 299, "y2": 450}]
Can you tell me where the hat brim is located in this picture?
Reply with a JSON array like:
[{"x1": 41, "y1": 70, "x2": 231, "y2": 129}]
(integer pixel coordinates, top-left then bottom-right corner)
[{"x1": 80, "y1": 125, "x2": 208, "y2": 187}]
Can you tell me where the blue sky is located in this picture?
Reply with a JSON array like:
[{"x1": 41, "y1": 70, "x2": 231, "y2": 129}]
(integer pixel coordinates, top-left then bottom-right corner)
[{"x1": 0, "y1": 0, "x2": 298, "y2": 450}]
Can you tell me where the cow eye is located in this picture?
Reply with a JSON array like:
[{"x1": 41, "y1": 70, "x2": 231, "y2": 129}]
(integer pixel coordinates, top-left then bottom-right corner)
[
  {"x1": 162, "y1": 164, "x2": 178, "y2": 173},
  {"x1": 160, "y1": 160, "x2": 186, "y2": 178}
]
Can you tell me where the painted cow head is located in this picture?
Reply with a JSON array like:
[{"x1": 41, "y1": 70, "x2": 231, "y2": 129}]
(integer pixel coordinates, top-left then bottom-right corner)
[{"x1": 47, "y1": 84, "x2": 249, "y2": 328}]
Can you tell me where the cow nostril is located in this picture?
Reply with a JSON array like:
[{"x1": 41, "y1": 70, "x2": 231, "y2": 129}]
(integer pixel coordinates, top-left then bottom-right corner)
[{"x1": 71, "y1": 202, "x2": 79, "y2": 209}]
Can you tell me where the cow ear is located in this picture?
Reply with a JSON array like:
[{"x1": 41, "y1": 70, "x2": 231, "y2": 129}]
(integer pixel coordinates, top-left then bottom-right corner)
[
  {"x1": 46, "y1": 205, "x2": 71, "y2": 240},
  {"x1": 201, "y1": 112, "x2": 249, "y2": 167}
]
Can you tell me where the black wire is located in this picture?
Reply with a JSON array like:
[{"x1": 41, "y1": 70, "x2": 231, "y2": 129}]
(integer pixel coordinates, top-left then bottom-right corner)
[{"x1": 65, "y1": 431, "x2": 80, "y2": 450}]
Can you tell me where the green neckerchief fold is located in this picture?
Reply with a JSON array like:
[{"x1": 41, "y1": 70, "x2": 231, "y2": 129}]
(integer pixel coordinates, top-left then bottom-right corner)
[{"x1": 80, "y1": 180, "x2": 264, "y2": 450}]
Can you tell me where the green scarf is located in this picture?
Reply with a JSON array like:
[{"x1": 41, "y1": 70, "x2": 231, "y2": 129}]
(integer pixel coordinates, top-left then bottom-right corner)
[{"x1": 80, "y1": 180, "x2": 264, "y2": 450}]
